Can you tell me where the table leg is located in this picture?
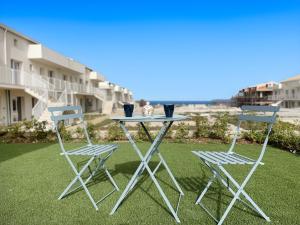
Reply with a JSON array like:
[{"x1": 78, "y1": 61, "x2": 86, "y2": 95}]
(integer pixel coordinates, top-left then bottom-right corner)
[
  {"x1": 141, "y1": 122, "x2": 184, "y2": 195},
  {"x1": 110, "y1": 121, "x2": 182, "y2": 223},
  {"x1": 110, "y1": 122, "x2": 168, "y2": 214}
]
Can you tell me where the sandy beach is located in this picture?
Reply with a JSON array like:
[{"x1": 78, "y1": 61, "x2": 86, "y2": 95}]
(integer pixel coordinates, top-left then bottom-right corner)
[{"x1": 113, "y1": 104, "x2": 300, "y2": 125}]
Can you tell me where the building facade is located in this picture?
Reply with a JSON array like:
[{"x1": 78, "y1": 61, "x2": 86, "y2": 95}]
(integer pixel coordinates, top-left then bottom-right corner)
[
  {"x1": 0, "y1": 24, "x2": 133, "y2": 125},
  {"x1": 271, "y1": 74, "x2": 300, "y2": 108},
  {"x1": 232, "y1": 81, "x2": 279, "y2": 107}
]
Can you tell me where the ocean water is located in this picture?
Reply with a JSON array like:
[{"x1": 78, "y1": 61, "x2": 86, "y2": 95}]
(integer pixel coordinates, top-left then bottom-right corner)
[{"x1": 149, "y1": 100, "x2": 214, "y2": 106}]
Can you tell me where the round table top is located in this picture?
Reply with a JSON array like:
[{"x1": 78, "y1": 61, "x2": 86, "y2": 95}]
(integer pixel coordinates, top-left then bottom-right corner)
[{"x1": 110, "y1": 114, "x2": 188, "y2": 122}]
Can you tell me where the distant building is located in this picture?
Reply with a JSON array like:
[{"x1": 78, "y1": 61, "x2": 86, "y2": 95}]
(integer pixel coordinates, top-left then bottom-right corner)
[
  {"x1": 271, "y1": 74, "x2": 300, "y2": 108},
  {"x1": 232, "y1": 81, "x2": 280, "y2": 107},
  {"x1": 0, "y1": 23, "x2": 133, "y2": 125}
]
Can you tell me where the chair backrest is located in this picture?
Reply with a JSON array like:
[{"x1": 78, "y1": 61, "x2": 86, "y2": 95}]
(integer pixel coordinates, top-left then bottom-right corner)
[
  {"x1": 228, "y1": 105, "x2": 280, "y2": 164},
  {"x1": 48, "y1": 105, "x2": 92, "y2": 153}
]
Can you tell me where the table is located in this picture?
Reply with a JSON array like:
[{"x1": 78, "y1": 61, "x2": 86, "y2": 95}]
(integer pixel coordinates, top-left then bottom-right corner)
[{"x1": 110, "y1": 115, "x2": 187, "y2": 223}]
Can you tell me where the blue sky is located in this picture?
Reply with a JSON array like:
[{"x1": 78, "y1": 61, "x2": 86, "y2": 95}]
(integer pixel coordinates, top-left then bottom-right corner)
[{"x1": 1, "y1": 1, "x2": 300, "y2": 100}]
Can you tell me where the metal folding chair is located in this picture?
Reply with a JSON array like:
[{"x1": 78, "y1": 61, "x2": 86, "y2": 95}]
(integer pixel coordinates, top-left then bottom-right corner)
[
  {"x1": 48, "y1": 105, "x2": 119, "y2": 210},
  {"x1": 192, "y1": 105, "x2": 280, "y2": 225}
]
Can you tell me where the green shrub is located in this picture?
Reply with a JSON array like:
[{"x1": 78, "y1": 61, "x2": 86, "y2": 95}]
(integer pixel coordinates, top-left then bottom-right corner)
[
  {"x1": 86, "y1": 122, "x2": 96, "y2": 140},
  {"x1": 174, "y1": 122, "x2": 190, "y2": 143},
  {"x1": 7, "y1": 122, "x2": 24, "y2": 139},
  {"x1": 135, "y1": 123, "x2": 152, "y2": 141},
  {"x1": 194, "y1": 115, "x2": 210, "y2": 138},
  {"x1": 164, "y1": 126, "x2": 175, "y2": 140},
  {"x1": 209, "y1": 112, "x2": 230, "y2": 143},
  {"x1": 107, "y1": 122, "x2": 123, "y2": 141},
  {"x1": 57, "y1": 122, "x2": 71, "y2": 141},
  {"x1": 242, "y1": 129, "x2": 266, "y2": 144},
  {"x1": 269, "y1": 120, "x2": 300, "y2": 153},
  {"x1": 75, "y1": 127, "x2": 84, "y2": 139}
]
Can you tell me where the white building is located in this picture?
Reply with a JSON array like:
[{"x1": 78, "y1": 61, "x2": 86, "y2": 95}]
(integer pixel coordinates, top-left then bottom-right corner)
[
  {"x1": 0, "y1": 23, "x2": 133, "y2": 125},
  {"x1": 272, "y1": 74, "x2": 300, "y2": 108}
]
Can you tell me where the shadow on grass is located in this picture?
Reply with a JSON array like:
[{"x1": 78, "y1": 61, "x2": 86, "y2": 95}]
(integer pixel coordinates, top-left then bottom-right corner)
[
  {"x1": 114, "y1": 160, "x2": 164, "y2": 175},
  {"x1": 177, "y1": 165, "x2": 265, "y2": 222},
  {"x1": 0, "y1": 143, "x2": 55, "y2": 163},
  {"x1": 113, "y1": 160, "x2": 178, "y2": 217}
]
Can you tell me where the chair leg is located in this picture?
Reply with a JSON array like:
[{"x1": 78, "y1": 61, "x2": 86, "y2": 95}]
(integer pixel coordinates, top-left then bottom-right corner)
[
  {"x1": 219, "y1": 165, "x2": 270, "y2": 222},
  {"x1": 217, "y1": 191, "x2": 241, "y2": 225},
  {"x1": 195, "y1": 174, "x2": 216, "y2": 204},
  {"x1": 59, "y1": 156, "x2": 95, "y2": 200},
  {"x1": 59, "y1": 153, "x2": 118, "y2": 211},
  {"x1": 104, "y1": 166, "x2": 120, "y2": 191},
  {"x1": 196, "y1": 160, "x2": 270, "y2": 224}
]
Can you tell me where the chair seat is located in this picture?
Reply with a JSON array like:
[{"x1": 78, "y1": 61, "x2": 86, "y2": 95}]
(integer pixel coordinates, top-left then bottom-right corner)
[
  {"x1": 66, "y1": 144, "x2": 118, "y2": 156},
  {"x1": 192, "y1": 151, "x2": 263, "y2": 165}
]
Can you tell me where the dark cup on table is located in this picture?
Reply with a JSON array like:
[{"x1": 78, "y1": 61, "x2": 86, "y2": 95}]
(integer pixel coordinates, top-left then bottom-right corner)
[
  {"x1": 123, "y1": 104, "x2": 134, "y2": 117},
  {"x1": 164, "y1": 104, "x2": 174, "y2": 118}
]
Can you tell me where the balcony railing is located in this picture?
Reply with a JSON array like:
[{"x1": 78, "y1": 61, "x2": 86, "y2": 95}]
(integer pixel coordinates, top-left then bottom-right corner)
[
  {"x1": 0, "y1": 66, "x2": 110, "y2": 100},
  {"x1": 233, "y1": 96, "x2": 276, "y2": 106}
]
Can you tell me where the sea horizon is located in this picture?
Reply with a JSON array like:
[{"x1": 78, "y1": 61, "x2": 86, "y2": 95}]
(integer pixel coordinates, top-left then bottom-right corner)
[{"x1": 149, "y1": 99, "x2": 231, "y2": 106}]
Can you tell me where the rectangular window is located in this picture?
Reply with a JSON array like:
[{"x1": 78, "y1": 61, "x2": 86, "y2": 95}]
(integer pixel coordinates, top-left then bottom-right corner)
[
  {"x1": 13, "y1": 39, "x2": 18, "y2": 47},
  {"x1": 40, "y1": 68, "x2": 44, "y2": 75},
  {"x1": 29, "y1": 64, "x2": 33, "y2": 72},
  {"x1": 32, "y1": 98, "x2": 35, "y2": 108},
  {"x1": 12, "y1": 99, "x2": 17, "y2": 111},
  {"x1": 48, "y1": 70, "x2": 54, "y2": 78}
]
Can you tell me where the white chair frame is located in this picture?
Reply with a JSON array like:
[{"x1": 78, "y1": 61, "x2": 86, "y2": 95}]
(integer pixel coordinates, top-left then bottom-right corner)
[
  {"x1": 49, "y1": 105, "x2": 119, "y2": 210},
  {"x1": 192, "y1": 105, "x2": 280, "y2": 225}
]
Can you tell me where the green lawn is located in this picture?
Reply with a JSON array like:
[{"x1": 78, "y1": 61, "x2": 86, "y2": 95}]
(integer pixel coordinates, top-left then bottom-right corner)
[{"x1": 0, "y1": 142, "x2": 299, "y2": 225}]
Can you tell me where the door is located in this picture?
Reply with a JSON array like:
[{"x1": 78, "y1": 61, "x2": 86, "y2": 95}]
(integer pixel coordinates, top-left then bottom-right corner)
[
  {"x1": 48, "y1": 71, "x2": 54, "y2": 85},
  {"x1": 17, "y1": 97, "x2": 22, "y2": 121},
  {"x1": 10, "y1": 59, "x2": 21, "y2": 85},
  {"x1": 11, "y1": 96, "x2": 23, "y2": 122}
]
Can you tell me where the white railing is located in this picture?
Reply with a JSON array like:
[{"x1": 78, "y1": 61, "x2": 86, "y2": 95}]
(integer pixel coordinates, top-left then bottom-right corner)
[
  {"x1": 0, "y1": 66, "x2": 116, "y2": 98},
  {"x1": 32, "y1": 91, "x2": 48, "y2": 119},
  {"x1": 57, "y1": 89, "x2": 75, "y2": 105},
  {"x1": 94, "y1": 88, "x2": 106, "y2": 100},
  {"x1": 0, "y1": 65, "x2": 123, "y2": 119}
]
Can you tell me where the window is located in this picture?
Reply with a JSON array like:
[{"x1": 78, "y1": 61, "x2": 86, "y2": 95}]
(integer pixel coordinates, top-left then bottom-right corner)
[
  {"x1": 40, "y1": 68, "x2": 44, "y2": 75},
  {"x1": 12, "y1": 99, "x2": 17, "y2": 111},
  {"x1": 292, "y1": 89, "x2": 295, "y2": 98},
  {"x1": 29, "y1": 64, "x2": 33, "y2": 72},
  {"x1": 63, "y1": 75, "x2": 67, "y2": 81},
  {"x1": 48, "y1": 70, "x2": 54, "y2": 78},
  {"x1": 79, "y1": 79, "x2": 82, "y2": 84},
  {"x1": 13, "y1": 39, "x2": 18, "y2": 47},
  {"x1": 285, "y1": 90, "x2": 289, "y2": 95},
  {"x1": 32, "y1": 98, "x2": 35, "y2": 108}
]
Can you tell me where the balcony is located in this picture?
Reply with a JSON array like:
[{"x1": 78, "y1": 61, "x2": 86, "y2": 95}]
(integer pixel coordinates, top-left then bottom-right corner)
[
  {"x1": 0, "y1": 66, "x2": 48, "y2": 90},
  {"x1": 28, "y1": 44, "x2": 85, "y2": 74},
  {"x1": 234, "y1": 96, "x2": 275, "y2": 106},
  {"x1": 114, "y1": 85, "x2": 122, "y2": 92},
  {"x1": 123, "y1": 88, "x2": 129, "y2": 94},
  {"x1": 89, "y1": 71, "x2": 105, "y2": 81},
  {"x1": 98, "y1": 81, "x2": 112, "y2": 89}
]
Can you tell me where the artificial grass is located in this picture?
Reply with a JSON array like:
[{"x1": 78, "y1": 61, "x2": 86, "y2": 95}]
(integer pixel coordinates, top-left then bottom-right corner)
[{"x1": 0, "y1": 142, "x2": 299, "y2": 225}]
